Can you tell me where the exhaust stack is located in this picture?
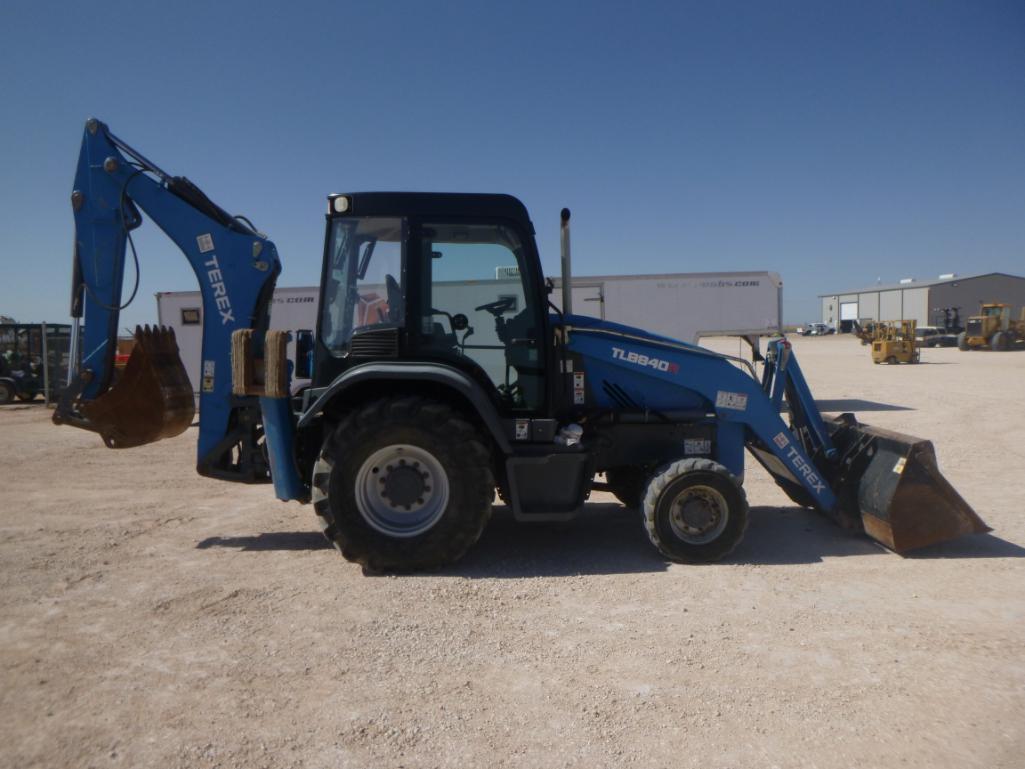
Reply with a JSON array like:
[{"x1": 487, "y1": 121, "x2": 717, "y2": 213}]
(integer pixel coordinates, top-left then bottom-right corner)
[{"x1": 560, "y1": 207, "x2": 572, "y2": 315}]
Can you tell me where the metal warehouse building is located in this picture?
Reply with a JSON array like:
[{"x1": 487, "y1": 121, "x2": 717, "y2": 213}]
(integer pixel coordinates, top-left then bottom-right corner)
[{"x1": 819, "y1": 272, "x2": 1025, "y2": 331}]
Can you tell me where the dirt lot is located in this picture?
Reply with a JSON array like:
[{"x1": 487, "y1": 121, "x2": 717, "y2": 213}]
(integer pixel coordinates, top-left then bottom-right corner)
[{"x1": 1, "y1": 335, "x2": 1023, "y2": 769}]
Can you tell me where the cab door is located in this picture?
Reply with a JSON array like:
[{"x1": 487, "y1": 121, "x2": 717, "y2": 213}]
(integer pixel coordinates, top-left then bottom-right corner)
[{"x1": 411, "y1": 220, "x2": 548, "y2": 414}]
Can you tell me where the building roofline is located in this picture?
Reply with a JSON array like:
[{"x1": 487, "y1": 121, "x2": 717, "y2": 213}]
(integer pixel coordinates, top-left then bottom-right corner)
[{"x1": 817, "y1": 272, "x2": 1022, "y2": 297}]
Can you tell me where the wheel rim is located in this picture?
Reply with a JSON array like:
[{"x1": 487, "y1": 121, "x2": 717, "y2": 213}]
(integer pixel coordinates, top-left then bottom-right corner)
[
  {"x1": 667, "y1": 484, "x2": 729, "y2": 544},
  {"x1": 354, "y1": 444, "x2": 450, "y2": 538}
]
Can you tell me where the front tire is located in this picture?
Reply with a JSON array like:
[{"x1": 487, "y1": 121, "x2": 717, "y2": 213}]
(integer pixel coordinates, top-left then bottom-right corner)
[
  {"x1": 312, "y1": 396, "x2": 494, "y2": 571},
  {"x1": 957, "y1": 332, "x2": 969, "y2": 351},
  {"x1": 0, "y1": 381, "x2": 14, "y2": 404},
  {"x1": 642, "y1": 459, "x2": 749, "y2": 564},
  {"x1": 991, "y1": 332, "x2": 1008, "y2": 351}
]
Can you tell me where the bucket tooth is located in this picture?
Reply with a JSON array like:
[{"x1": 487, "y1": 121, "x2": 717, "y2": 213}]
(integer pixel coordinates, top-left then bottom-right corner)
[
  {"x1": 830, "y1": 418, "x2": 990, "y2": 553},
  {"x1": 79, "y1": 325, "x2": 196, "y2": 448}
]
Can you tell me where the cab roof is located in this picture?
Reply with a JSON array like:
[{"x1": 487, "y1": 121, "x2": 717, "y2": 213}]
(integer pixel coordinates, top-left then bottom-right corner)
[{"x1": 326, "y1": 192, "x2": 534, "y2": 234}]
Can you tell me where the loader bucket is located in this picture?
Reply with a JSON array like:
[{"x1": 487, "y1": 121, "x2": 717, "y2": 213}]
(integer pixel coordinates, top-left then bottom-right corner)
[
  {"x1": 828, "y1": 417, "x2": 990, "y2": 553},
  {"x1": 80, "y1": 325, "x2": 195, "y2": 448}
]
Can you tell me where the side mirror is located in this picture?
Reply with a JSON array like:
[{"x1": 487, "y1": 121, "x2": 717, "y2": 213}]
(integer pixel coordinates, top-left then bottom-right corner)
[{"x1": 295, "y1": 329, "x2": 314, "y2": 379}]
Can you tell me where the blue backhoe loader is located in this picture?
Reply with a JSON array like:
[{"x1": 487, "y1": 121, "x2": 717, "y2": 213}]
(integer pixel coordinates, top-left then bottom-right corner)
[{"x1": 53, "y1": 120, "x2": 988, "y2": 570}]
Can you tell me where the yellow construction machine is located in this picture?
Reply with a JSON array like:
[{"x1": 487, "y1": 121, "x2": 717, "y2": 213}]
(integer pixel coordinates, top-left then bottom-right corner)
[
  {"x1": 958, "y1": 303, "x2": 1025, "y2": 351},
  {"x1": 853, "y1": 320, "x2": 883, "y2": 346},
  {"x1": 871, "y1": 320, "x2": 919, "y2": 364}
]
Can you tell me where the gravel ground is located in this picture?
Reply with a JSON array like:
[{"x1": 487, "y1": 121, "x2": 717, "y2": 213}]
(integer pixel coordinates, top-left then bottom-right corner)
[{"x1": 1, "y1": 335, "x2": 1023, "y2": 769}]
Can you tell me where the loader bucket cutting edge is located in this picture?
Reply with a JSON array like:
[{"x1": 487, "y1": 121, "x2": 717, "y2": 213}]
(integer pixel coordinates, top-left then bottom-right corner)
[
  {"x1": 80, "y1": 325, "x2": 196, "y2": 449},
  {"x1": 829, "y1": 418, "x2": 990, "y2": 553}
]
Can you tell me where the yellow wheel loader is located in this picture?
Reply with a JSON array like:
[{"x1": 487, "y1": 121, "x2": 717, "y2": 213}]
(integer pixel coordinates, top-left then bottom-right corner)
[{"x1": 957, "y1": 303, "x2": 1025, "y2": 351}]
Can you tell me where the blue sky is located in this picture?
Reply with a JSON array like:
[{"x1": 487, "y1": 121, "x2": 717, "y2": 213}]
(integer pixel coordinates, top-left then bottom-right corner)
[{"x1": 1, "y1": 0, "x2": 1022, "y2": 329}]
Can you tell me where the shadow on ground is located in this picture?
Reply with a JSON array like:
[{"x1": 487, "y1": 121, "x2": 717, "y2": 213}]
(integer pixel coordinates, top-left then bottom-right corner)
[
  {"x1": 449, "y1": 504, "x2": 664, "y2": 577},
  {"x1": 196, "y1": 502, "x2": 1025, "y2": 575},
  {"x1": 198, "y1": 531, "x2": 332, "y2": 551},
  {"x1": 731, "y1": 507, "x2": 1025, "y2": 564},
  {"x1": 812, "y1": 399, "x2": 913, "y2": 412}
]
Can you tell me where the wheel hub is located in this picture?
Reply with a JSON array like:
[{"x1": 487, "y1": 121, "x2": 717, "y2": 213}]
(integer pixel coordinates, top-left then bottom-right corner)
[
  {"x1": 355, "y1": 445, "x2": 449, "y2": 538},
  {"x1": 668, "y1": 484, "x2": 729, "y2": 544},
  {"x1": 679, "y1": 498, "x2": 716, "y2": 531},
  {"x1": 382, "y1": 462, "x2": 428, "y2": 508}
]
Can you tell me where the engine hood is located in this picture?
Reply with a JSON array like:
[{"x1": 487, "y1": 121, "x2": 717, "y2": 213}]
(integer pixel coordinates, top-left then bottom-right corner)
[{"x1": 551, "y1": 313, "x2": 705, "y2": 352}]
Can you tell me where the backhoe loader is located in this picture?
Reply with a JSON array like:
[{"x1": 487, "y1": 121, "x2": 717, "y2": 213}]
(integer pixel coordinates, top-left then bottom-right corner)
[{"x1": 53, "y1": 120, "x2": 988, "y2": 570}]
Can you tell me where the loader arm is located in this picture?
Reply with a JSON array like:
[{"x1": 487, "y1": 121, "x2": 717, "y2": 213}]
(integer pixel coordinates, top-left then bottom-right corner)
[
  {"x1": 564, "y1": 319, "x2": 988, "y2": 553},
  {"x1": 54, "y1": 119, "x2": 282, "y2": 481}
]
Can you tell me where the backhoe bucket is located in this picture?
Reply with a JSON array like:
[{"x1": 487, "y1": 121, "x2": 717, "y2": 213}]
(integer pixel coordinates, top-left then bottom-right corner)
[
  {"x1": 829, "y1": 417, "x2": 990, "y2": 553},
  {"x1": 80, "y1": 325, "x2": 195, "y2": 449}
]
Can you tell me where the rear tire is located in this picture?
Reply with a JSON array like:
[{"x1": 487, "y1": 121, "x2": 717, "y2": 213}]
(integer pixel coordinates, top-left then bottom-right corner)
[
  {"x1": 957, "y1": 332, "x2": 969, "y2": 351},
  {"x1": 886, "y1": 355, "x2": 897, "y2": 365},
  {"x1": 642, "y1": 459, "x2": 748, "y2": 564},
  {"x1": 312, "y1": 396, "x2": 494, "y2": 571}
]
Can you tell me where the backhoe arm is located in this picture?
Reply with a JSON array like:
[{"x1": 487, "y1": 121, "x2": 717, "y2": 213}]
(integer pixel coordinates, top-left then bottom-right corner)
[{"x1": 55, "y1": 118, "x2": 282, "y2": 480}]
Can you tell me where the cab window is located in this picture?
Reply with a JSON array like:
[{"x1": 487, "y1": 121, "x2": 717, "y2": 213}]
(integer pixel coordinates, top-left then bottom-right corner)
[
  {"x1": 418, "y1": 223, "x2": 543, "y2": 411},
  {"x1": 320, "y1": 217, "x2": 404, "y2": 354}
]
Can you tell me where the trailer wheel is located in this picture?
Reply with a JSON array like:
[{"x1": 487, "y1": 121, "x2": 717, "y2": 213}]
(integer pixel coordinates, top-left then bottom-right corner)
[
  {"x1": 957, "y1": 332, "x2": 969, "y2": 351},
  {"x1": 642, "y1": 459, "x2": 748, "y2": 564},
  {"x1": 606, "y1": 467, "x2": 647, "y2": 509},
  {"x1": 0, "y1": 381, "x2": 14, "y2": 404},
  {"x1": 312, "y1": 396, "x2": 494, "y2": 572}
]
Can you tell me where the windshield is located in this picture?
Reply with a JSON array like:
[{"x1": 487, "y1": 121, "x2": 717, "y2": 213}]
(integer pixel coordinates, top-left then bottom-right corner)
[{"x1": 320, "y1": 217, "x2": 404, "y2": 354}]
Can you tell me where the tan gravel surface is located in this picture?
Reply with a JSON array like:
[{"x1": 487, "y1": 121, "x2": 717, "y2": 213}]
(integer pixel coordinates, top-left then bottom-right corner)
[{"x1": 1, "y1": 336, "x2": 1023, "y2": 769}]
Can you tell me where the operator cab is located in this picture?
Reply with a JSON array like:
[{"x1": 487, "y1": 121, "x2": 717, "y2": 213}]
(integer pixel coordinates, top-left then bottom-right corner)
[{"x1": 315, "y1": 193, "x2": 551, "y2": 415}]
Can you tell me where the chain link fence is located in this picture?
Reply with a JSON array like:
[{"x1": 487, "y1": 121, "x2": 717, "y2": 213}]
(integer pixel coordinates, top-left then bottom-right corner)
[{"x1": 0, "y1": 323, "x2": 73, "y2": 405}]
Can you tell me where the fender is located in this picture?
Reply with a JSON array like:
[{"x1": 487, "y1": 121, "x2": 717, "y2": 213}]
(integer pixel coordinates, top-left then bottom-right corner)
[{"x1": 298, "y1": 361, "x2": 512, "y2": 455}]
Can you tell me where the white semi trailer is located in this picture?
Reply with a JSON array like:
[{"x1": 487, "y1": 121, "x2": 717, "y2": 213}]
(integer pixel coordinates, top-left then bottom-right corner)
[{"x1": 157, "y1": 271, "x2": 782, "y2": 393}]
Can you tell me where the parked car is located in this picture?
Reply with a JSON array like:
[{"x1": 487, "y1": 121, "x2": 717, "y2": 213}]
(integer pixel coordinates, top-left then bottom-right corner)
[{"x1": 915, "y1": 325, "x2": 957, "y2": 347}]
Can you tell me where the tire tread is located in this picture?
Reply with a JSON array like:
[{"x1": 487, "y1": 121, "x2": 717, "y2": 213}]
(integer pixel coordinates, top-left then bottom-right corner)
[
  {"x1": 312, "y1": 395, "x2": 493, "y2": 571},
  {"x1": 642, "y1": 458, "x2": 749, "y2": 564}
]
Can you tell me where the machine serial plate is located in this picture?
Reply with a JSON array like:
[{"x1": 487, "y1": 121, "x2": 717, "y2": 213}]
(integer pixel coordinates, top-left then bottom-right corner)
[{"x1": 715, "y1": 390, "x2": 748, "y2": 411}]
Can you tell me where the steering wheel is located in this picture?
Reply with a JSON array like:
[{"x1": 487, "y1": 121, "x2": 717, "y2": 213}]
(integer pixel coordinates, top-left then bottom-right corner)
[{"x1": 474, "y1": 297, "x2": 517, "y2": 317}]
